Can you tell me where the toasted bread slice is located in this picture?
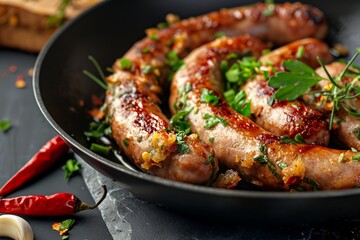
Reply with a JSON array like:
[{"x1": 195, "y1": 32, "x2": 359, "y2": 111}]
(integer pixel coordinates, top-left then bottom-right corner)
[{"x1": 0, "y1": 0, "x2": 101, "y2": 52}]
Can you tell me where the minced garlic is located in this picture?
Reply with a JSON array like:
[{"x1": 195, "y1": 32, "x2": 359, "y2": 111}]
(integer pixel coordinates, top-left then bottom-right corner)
[
  {"x1": 281, "y1": 159, "x2": 305, "y2": 185},
  {"x1": 141, "y1": 131, "x2": 177, "y2": 170}
]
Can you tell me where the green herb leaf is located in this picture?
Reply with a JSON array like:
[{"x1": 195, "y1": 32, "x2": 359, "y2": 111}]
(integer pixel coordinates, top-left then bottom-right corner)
[
  {"x1": 123, "y1": 139, "x2": 129, "y2": 147},
  {"x1": 209, "y1": 137, "x2": 214, "y2": 143},
  {"x1": 353, "y1": 154, "x2": 360, "y2": 161},
  {"x1": 141, "y1": 65, "x2": 153, "y2": 75},
  {"x1": 47, "y1": 0, "x2": 70, "y2": 27},
  {"x1": 150, "y1": 34, "x2": 159, "y2": 41},
  {"x1": 117, "y1": 58, "x2": 133, "y2": 70},
  {"x1": 59, "y1": 219, "x2": 75, "y2": 231},
  {"x1": 200, "y1": 88, "x2": 219, "y2": 106},
  {"x1": 294, "y1": 133, "x2": 305, "y2": 144},
  {"x1": 224, "y1": 90, "x2": 251, "y2": 116},
  {"x1": 215, "y1": 32, "x2": 226, "y2": 38},
  {"x1": 0, "y1": 120, "x2": 11, "y2": 132},
  {"x1": 90, "y1": 143, "x2": 111, "y2": 155},
  {"x1": 296, "y1": 46, "x2": 305, "y2": 59},
  {"x1": 166, "y1": 51, "x2": 184, "y2": 81},
  {"x1": 62, "y1": 159, "x2": 80, "y2": 180},
  {"x1": 203, "y1": 113, "x2": 227, "y2": 129},
  {"x1": 353, "y1": 127, "x2": 360, "y2": 140},
  {"x1": 268, "y1": 60, "x2": 322, "y2": 101}
]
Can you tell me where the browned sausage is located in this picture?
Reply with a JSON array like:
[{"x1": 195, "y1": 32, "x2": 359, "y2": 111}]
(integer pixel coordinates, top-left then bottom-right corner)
[
  {"x1": 242, "y1": 38, "x2": 333, "y2": 145},
  {"x1": 313, "y1": 62, "x2": 360, "y2": 150},
  {"x1": 106, "y1": 2, "x2": 328, "y2": 184},
  {"x1": 170, "y1": 35, "x2": 360, "y2": 190}
]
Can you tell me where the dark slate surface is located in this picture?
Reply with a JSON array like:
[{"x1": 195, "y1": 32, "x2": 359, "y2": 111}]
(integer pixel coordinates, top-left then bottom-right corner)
[{"x1": 0, "y1": 49, "x2": 112, "y2": 240}]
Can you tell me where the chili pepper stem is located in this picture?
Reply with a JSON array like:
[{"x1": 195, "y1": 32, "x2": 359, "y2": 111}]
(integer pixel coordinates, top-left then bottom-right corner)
[{"x1": 75, "y1": 185, "x2": 107, "y2": 213}]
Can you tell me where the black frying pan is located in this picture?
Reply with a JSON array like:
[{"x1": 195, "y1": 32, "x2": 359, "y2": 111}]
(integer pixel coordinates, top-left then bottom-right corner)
[{"x1": 34, "y1": 0, "x2": 360, "y2": 223}]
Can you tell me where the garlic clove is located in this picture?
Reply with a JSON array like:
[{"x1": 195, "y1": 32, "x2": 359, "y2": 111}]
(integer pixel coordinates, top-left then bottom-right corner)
[{"x1": 0, "y1": 215, "x2": 34, "y2": 240}]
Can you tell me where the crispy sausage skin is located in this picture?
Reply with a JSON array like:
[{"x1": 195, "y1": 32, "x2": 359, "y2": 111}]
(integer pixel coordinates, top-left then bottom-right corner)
[
  {"x1": 106, "y1": 2, "x2": 328, "y2": 184},
  {"x1": 170, "y1": 36, "x2": 360, "y2": 190},
  {"x1": 242, "y1": 38, "x2": 333, "y2": 145},
  {"x1": 313, "y1": 62, "x2": 360, "y2": 150}
]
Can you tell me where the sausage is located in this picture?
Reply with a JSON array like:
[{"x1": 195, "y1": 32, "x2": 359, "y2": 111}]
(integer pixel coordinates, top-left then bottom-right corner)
[
  {"x1": 106, "y1": 2, "x2": 328, "y2": 184},
  {"x1": 313, "y1": 62, "x2": 360, "y2": 150},
  {"x1": 170, "y1": 35, "x2": 360, "y2": 190},
  {"x1": 241, "y1": 38, "x2": 333, "y2": 145}
]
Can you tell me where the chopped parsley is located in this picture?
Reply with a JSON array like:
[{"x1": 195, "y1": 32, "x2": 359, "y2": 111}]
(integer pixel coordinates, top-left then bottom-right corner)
[
  {"x1": 279, "y1": 134, "x2": 305, "y2": 145},
  {"x1": 353, "y1": 154, "x2": 360, "y2": 161},
  {"x1": 224, "y1": 89, "x2": 251, "y2": 116},
  {"x1": 0, "y1": 120, "x2": 11, "y2": 132},
  {"x1": 215, "y1": 32, "x2": 226, "y2": 38},
  {"x1": 141, "y1": 65, "x2": 154, "y2": 75},
  {"x1": 62, "y1": 159, "x2": 80, "y2": 180},
  {"x1": 353, "y1": 127, "x2": 360, "y2": 140},
  {"x1": 123, "y1": 139, "x2": 129, "y2": 147},
  {"x1": 221, "y1": 56, "x2": 259, "y2": 116},
  {"x1": 117, "y1": 58, "x2": 133, "y2": 70},
  {"x1": 296, "y1": 46, "x2": 305, "y2": 59},
  {"x1": 203, "y1": 113, "x2": 227, "y2": 129},
  {"x1": 176, "y1": 131, "x2": 190, "y2": 154},
  {"x1": 209, "y1": 137, "x2": 215, "y2": 143},
  {"x1": 150, "y1": 34, "x2": 159, "y2": 41},
  {"x1": 200, "y1": 88, "x2": 220, "y2": 106},
  {"x1": 294, "y1": 133, "x2": 305, "y2": 144},
  {"x1": 166, "y1": 51, "x2": 184, "y2": 81},
  {"x1": 254, "y1": 144, "x2": 280, "y2": 180}
]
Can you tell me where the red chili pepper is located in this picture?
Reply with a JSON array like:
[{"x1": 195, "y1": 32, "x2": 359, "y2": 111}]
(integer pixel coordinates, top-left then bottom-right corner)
[
  {"x1": 0, "y1": 185, "x2": 107, "y2": 216},
  {"x1": 0, "y1": 135, "x2": 69, "y2": 197}
]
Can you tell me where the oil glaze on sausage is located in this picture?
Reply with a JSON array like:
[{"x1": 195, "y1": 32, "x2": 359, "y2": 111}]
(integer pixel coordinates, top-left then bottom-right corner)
[
  {"x1": 170, "y1": 35, "x2": 360, "y2": 190},
  {"x1": 106, "y1": 2, "x2": 328, "y2": 185}
]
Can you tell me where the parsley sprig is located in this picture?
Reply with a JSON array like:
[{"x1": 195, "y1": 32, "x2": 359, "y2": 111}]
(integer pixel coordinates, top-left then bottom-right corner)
[
  {"x1": 268, "y1": 48, "x2": 360, "y2": 130},
  {"x1": 221, "y1": 56, "x2": 260, "y2": 116}
]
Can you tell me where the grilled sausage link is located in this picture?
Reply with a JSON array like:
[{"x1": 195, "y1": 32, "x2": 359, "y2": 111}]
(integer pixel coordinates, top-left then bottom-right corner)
[
  {"x1": 170, "y1": 36, "x2": 360, "y2": 190},
  {"x1": 106, "y1": 2, "x2": 327, "y2": 184},
  {"x1": 242, "y1": 38, "x2": 333, "y2": 145},
  {"x1": 313, "y1": 62, "x2": 360, "y2": 150}
]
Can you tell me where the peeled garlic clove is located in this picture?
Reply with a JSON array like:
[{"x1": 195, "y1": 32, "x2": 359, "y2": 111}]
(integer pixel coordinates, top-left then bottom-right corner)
[{"x1": 0, "y1": 215, "x2": 34, "y2": 240}]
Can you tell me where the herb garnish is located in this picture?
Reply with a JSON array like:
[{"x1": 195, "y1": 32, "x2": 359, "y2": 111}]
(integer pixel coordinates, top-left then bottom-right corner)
[
  {"x1": 203, "y1": 113, "x2": 228, "y2": 129},
  {"x1": 268, "y1": 60, "x2": 323, "y2": 101},
  {"x1": 62, "y1": 159, "x2": 80, "y2": 180},
  {"x1": 353, "y1": 127, "x2": 360, "y2": 140},
  {"x1": 224, "y1": 89, "x2": 251, "y2": 116},
  {"x1": 221, "y1": 56, "x2": 260, "y2": 116},
  {"x1": 269, "y1": 48, "x2": 360, "y2": 129},
  {"x1": 263, "y1": 0, "x2": 275, "y2": 16},
  {"x1": 47, "y1": 0, "x2": 70, "y2": 28},
  {"x1": 83, "y1": 55, "x2": 108, "y2": 90},
  {"x1": 0, "y1": 120, "x2": 11, "y2": 132},
  {"x1": 353, "y1": 154, "x2": 360, "y2": 161},
  {"x1": 200, "y1": 88, "x2": 220, "y2": 106},
  {"x1": 254, "y1": 144, "x2": 280, "y2": 180},
  {"x1": 141, "y1": 65, "x2": 154, "y2": 75},
  {"x1": 279, "y1": 133, "x2": 305, "y2": 145},
  {"x1": 296, "y1": 46, "x2": 304, "y2": 59},
  {"x1": 90, "y1": 143, "x2": 111, "y2": 156},
  {"x1": 166, "y1": 51, "x2": 184, "y2": 81},
  {"x1": 215, "y1": 32, "x2": 226, "y2": 38}
]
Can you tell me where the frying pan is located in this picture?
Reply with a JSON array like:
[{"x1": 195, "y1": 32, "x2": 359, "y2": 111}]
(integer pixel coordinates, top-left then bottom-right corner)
[{"x1": 34, "y1": 0, "x2": 360, "y2": 223}]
